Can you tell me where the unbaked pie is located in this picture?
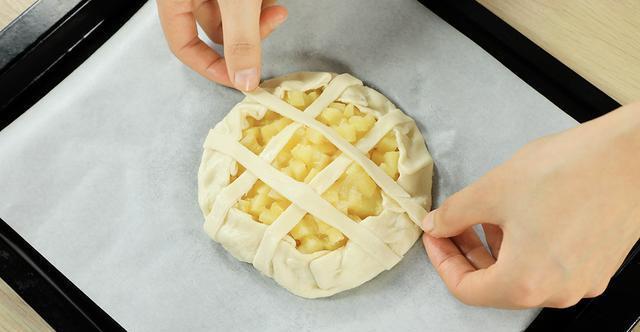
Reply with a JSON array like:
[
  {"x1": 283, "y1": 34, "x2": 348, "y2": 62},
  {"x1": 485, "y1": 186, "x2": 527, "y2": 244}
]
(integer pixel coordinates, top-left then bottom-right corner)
[{"x1": 198, "y1": 72, "x2": 433, "y2": 298}]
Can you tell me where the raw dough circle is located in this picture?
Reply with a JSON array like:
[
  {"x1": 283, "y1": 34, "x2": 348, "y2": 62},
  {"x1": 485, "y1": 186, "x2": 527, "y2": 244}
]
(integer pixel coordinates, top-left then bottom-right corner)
[{"x1": 198, "y1": 72, "x2": 433, "y2": 298}]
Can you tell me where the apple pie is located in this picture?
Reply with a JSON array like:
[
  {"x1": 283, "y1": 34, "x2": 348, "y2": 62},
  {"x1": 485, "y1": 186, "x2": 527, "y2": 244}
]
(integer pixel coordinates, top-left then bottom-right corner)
[{"x1": 198, "y1": 72, "x2": 433, "y2": 298}]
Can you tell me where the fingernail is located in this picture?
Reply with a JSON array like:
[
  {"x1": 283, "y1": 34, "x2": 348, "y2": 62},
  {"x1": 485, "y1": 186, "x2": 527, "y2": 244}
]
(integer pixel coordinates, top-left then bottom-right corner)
[
  {"x1": 272, "y1": 13, "x2": 287, "y2": 27},
  {"x1": 423, "y1": 210, "x2": 436, "y2": 233},
  {"x1": 234, "y1": 68, "x2": 258, "y2": 91}
]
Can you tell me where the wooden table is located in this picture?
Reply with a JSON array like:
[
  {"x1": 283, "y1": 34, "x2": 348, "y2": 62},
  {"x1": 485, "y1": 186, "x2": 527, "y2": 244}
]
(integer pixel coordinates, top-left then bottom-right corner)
[
  {"x1": 1, "y1": 1, "x2": 639, "y2": 331},
  {"x1": 0, "y1": 0, "x2": 32, "y2": 31},
  {"x1": 477, "y1": 0, "x2": 640, "y2": 104}
]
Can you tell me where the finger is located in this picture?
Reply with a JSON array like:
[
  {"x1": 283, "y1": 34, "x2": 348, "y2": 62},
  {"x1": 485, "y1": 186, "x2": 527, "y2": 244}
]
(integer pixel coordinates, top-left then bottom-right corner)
[
  {"x1": 452, "y1": 228, "x2": 496, "y2": 269},
  {"x1": 203, "y1": 4, "x2": 288, "y2": 45},
  {"x1": 423, "y1": 233, "x2": 508, "y2": 307},
  {"x1": 423, "y1": 233, "x2": 475, "y2": 290},
  {"x1": 258, "y1": 5, "x2": 288, "y2": 39},
  {"x1": 262, "y1": 0, "x2": 277, "y2": 7},
  {"x1": 423, "y1": 183, "x2": 501, "y2": 238},
  {"x1": 585, "y1": 279, "x2": 610, "y2": 298},
  {"x1": 218, "y1": 0, "x2": 263, "y2": 91},
  {"x1": 482, "y1": 224, "x2": 503, "y2": 259},
  {"x1": 544, "y1": 291, "x2": 585, "y2": 308},
  {"x1": 157, "y1": 0, "x2": 232, "y2": 86},
  {"x1": 193, "y1": 0, "x2": 222, "y2": 44}
]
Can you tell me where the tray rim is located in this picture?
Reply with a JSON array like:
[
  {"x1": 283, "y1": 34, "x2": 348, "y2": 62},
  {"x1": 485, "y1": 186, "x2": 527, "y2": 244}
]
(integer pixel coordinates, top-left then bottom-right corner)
[{"x1": 0, "y1": 0, "x2": 637, "y2": 331}]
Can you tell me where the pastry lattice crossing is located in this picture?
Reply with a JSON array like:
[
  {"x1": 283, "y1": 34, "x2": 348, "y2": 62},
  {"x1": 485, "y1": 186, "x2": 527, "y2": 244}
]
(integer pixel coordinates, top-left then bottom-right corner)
[
  {"x1": 235, "y1": 91, "x2": 402, "y2": 254},
  {"x1": 198, "y1": 72, "x2": 433, "y2": 297}
]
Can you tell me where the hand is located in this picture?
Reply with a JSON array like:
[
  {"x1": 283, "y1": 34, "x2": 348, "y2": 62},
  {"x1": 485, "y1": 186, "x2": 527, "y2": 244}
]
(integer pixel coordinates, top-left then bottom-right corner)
[
  {"x1": 422, "y1": 102, "x2": 640, "y2": 308},
  {"x1": 157, "y1": 0, "x2": 288, "y2": 91}
]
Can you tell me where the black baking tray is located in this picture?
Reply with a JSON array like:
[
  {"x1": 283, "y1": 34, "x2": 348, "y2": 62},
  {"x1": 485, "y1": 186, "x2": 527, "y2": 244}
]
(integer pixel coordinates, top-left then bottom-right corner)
[{"x1": 0, "y1": 0, "x2": 638, "y2": 331}]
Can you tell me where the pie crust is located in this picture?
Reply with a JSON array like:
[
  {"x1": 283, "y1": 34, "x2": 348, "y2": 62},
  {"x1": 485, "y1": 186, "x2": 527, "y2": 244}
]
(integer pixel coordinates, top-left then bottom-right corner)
[{"x1": 198, "y1": 72, "x2": 433, "y2": 298}]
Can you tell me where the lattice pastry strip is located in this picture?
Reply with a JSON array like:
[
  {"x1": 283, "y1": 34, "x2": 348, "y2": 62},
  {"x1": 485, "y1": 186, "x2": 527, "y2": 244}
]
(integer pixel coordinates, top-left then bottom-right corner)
[
  {"x1": 226, "y1": 77, "x2": 411, "y2": 259},
  {"x1": 251, "y1": 109, "x2": 412, "y2": 275},
  {"x1": 217, "y1": 78, "x2": 384, "y2": 255},
  {"x1": 212, "y1": 76, "x2": 389, "y2": 257},
  {"x1": 245, "y1": 88, "x2": 428, "y2": 224},
  {"x1": 205, "y1": 132, "x2": 402, "y2": 267},
  {"x1": 198, "y1": 72, "x2": 433, "y2": 298},
  {"x1": 202, "y1": 74, "x2": 360, "y2": 239}
]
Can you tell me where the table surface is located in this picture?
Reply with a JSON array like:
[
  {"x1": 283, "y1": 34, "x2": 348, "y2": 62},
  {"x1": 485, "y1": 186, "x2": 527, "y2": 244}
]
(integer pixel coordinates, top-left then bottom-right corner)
[
  {"x1": 0, "y1": 1, "x2": 638, "y2": 331},
  {"x1": 0, "y1": 0, "x2": 32, "y2": 31},
  {"x1": 476, "y1": 0, "x2": 640, "y2": 104}
]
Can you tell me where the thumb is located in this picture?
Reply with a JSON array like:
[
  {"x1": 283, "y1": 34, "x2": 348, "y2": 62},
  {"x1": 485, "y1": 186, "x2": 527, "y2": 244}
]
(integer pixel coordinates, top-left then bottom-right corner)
[
  {"x1": 218, "y1": 0, "x2": 262, "y2": 91},
  {"x1": 423, "y1": 183, "x2": 500, "y2": 238}
]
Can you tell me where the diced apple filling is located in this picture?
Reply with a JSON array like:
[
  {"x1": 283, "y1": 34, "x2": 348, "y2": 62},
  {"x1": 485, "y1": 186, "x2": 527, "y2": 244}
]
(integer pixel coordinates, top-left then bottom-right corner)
[
  {"x1": 317, "y1": 103, "x2": 376, "y2": 143},
  {"x1": 233, "y1": 89, "x2": 403, "y2": 254},
  {"x1": 274, "y1": 126, "x2": 337, "y2": 183},
  {"x1": 284, "y1": 89, "x2": 322, "y2": 110},
  {"x1": 237, "y1": 180, "x2": 291, "y2": 226},
  {"x1": 232, "y1": 89, "x2": 323, "y2": 182},
  {"x1": 321, "y1": 163, "x2": 382, "y2": 220},
  {"x1": 369, "y1": 131, "x2": 400, "y2": 180}
]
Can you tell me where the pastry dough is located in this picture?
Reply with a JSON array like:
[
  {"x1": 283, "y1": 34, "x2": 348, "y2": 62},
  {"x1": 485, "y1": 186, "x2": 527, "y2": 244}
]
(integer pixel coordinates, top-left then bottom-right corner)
[{"x1": 198, "y1": 72, "x2": 433, "y2": 298}]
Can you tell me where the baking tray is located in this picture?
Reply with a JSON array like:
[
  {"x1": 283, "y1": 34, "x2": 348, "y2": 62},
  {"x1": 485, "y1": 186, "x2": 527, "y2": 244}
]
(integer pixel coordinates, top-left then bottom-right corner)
[{"x1": 0, "y1": 0, "x2": 638, "y2": 331}]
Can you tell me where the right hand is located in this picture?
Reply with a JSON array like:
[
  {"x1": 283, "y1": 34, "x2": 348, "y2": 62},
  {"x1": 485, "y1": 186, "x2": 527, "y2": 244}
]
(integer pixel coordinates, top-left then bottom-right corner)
[
  {"x1": 157, "y1": 0, "x2": 288, "y2": 91},
  {"x1": 422, "y1": 102, "x2": 640, "y2": 308}
]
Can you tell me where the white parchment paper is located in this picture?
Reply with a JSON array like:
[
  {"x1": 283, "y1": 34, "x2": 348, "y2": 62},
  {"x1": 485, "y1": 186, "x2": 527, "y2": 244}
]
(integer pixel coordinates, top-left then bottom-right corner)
[{"x1": 0, "y1": 1, "x2": 578, "y2": 331}]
